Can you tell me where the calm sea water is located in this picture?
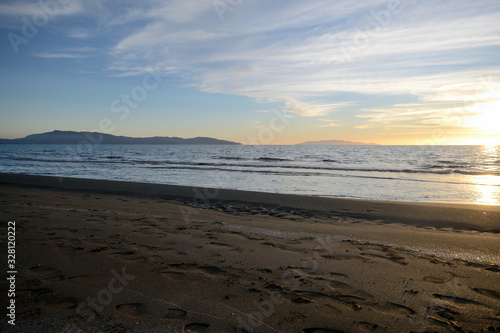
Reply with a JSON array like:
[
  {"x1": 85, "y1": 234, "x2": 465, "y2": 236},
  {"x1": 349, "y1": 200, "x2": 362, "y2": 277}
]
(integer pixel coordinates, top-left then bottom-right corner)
[{"x1": 1, "y1": 144, "x2": 499, "y2": 205}]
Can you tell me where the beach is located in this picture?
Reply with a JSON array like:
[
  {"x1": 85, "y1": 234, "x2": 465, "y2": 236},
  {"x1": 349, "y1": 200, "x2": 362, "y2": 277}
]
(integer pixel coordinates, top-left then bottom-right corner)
[{"x1": 1, "y1": 174, "x2": 500, "y2": 332}]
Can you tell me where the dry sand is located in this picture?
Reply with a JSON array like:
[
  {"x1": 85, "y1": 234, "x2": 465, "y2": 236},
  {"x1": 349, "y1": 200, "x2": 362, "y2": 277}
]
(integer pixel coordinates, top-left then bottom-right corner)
[{"x1": 0, "y1": 174, "x2": 499, "y2": 332}]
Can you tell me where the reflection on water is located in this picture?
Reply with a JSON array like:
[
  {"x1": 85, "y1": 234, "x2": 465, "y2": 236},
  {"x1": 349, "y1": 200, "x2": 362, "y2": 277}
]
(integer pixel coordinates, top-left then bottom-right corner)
[
  {"x1": 473, "y1": 175, "x2": 500, "y2": 205},
  {"x1": 481, "y1": 144, "x2": 499, "y2": 162},
  {"x1": 473, "y1": 145, "x2": 500, "y2": 205}
]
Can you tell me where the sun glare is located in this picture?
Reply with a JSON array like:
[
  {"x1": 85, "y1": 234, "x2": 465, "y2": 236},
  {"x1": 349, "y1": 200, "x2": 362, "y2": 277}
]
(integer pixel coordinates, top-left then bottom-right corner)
[
  {"x1": 473, "y1": 175, "x2": 500, "y2": 205},
  {"x1": 468, "y1": 102, "x2": 500, "y2": 132},
  {"x1": 481, "y1": 138, "x2": 500, "y2": 146},
  {"x1": 470, "y1": 145, "x2": 500, "y2": 205}
]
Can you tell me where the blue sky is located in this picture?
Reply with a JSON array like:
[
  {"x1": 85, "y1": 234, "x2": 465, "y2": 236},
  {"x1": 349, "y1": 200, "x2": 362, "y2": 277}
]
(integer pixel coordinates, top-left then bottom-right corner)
[{"x1": 1, "y1": 0, "x2": 500, "y2": 144}]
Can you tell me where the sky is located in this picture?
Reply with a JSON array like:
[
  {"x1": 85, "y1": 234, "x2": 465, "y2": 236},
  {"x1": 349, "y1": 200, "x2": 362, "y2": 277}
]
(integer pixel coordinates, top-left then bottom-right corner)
[{"x1": 1, "y1": 0, "x2": 500, "y2": 145}]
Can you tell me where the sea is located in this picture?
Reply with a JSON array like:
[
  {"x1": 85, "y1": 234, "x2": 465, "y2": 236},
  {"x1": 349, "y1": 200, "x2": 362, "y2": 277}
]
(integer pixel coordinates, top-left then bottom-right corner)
[{"x1": 1, "y1": 144, "x2": 499, "y2": 205}]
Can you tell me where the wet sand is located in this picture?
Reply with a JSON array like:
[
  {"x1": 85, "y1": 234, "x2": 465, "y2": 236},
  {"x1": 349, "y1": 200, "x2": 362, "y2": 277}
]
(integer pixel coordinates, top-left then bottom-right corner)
[{"x1": 0, "y1": 174, "x2": 499, "y2": 332}]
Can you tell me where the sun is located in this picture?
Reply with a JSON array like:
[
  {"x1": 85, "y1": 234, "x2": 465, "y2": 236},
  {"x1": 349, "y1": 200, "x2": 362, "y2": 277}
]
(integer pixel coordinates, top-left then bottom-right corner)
[
  {"x1": 482, "y1": 138, "x2": 500, "y2": 146},
  {"x1": 467, "y1": 102, "x2": 500, "y2": 132}
]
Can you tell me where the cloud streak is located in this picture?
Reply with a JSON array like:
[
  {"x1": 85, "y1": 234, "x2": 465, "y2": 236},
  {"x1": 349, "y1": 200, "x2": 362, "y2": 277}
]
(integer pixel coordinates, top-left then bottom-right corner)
[
  {"x1": 33, "y1": 52, "x2": 87, "y2": 59},
  {"x1": 12, "y1": 0, "x2": 498, "y2": 132},
  {"x1": 0, "y1": 0, "x2": 83, "y2": 17},
  {"x1": 98, "y1": 1, "x2": 500, "y2": 125}
]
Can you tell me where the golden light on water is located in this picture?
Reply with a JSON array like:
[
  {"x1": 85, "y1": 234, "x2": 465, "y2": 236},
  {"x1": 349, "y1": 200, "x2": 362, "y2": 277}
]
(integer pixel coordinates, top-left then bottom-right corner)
[
  {"x1": 472, "y1": 145, "x2": 500, "y2": 205},
  {"x1": 473, "y1": 175, "x2": 500, "y2": 205}
]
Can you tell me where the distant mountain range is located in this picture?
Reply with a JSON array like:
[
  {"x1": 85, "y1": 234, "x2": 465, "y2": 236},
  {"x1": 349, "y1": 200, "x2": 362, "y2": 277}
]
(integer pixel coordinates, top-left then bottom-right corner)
[
  {"x1": 0, "y1": 130, "x2": 241, "y2": 145},
  {"x1": 296, "y1": 139, "x2": 379, "y2": 145}
]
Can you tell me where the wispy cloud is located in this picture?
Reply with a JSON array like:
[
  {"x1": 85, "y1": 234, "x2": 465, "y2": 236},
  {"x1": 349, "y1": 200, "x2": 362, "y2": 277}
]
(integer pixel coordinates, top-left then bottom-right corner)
[
  {"x1": 114, "y1": 26, "x2": 228, "y2": 52},
  {"x1": 33, "y1": 47, "x2": 99, "y2": 59},
  {"x1": 0, "y1": 0, "x2": 83, "y2": 17},
  {"x1": 33, "y1": 52, "x2": 87, "y2": 59},
  {"x1": 318, "y1": 118, "x2": 339, "y2": 128},
  {"x1": 95, "y1": 0, "x2": 500, "y2": 121},
  {"x1": 9, "y1": 0, "x2": 498, "y2": 125},
  {"x1": 280, "y1": 100, "x2": 353, "y2": 117},
  {"x1": 355, "y1": 69, "x2": 500, "y2": 131},
  {"x1": 63, "y1": 29, "x2": 94, "y2": 39}
]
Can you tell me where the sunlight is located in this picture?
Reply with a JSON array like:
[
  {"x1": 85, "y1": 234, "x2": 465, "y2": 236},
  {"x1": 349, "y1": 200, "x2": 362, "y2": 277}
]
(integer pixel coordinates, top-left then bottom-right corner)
[
  {"x1": 472, "y1": 175, "x2": 500, "y2": 205},
  {"x1": 467, "y1": 102, "x2": 500, "y2": 132},
  {"x1": 456, "y1": 137, "x2": 500, "y2": 145},
  {"x1": 481, "y1": 138, "x2": 500, "y2": 146},
  {"x1": 481, "y1": 144, "x2": 500, "y2": 156},
  {"x1": 470, "y1": 145, "x2": 500, "y2": 205}
]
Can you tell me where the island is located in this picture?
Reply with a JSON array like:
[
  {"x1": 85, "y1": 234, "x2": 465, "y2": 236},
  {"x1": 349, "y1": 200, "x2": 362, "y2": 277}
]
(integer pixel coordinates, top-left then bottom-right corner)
[{"x1": 0, "y1": 130, "x2": 241, "y2": 145}]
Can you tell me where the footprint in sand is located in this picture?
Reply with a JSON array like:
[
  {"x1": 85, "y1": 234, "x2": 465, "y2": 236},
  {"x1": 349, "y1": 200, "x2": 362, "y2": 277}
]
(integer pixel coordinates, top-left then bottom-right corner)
[
  {"x1": 56, "y1": 243, "x2": 82, "y2": 257},
  {"x1": 162, "y1": 308, "x2": 187, "y2": 320},
  {"x1": 302, "y1": 329, "x2": 345, "y2": 333},
  {"x1": 93, "y1": 321, "x2": 129, "y2": 333},
  {"x1": 472, "y1": 288, "x2": 500, "y2": 300},
  {"x1": 75, "y1": 312, "x2": 129, "y2": 333},
  {"x1": 360, "y1": 252, "x2": 407, "y2": 265},
  {"x1": 327, "y1": 279, "x2": 352, "y2": 290},
  {"x1": 292, "y1": 296, "x2": 314, "y2": 304},
  {"x1": 262, "y1": 241, "x2": 309, "y2": 254},
  {"x1": 161, "y1": 271, "x2": 188, "y2": 281},
  {"x1": 28, "y1": 288, "x2": 54, "y2": 300},
  {"x1": 433, "y1": 294, "x2": 484, "y2": 306},
  {"x1": 429, "y1": 305, "x2": 459, "y2": 321},
  {"x1": 330, "y1": 272, "x2": 348, "y2": 279},
  {"x1": 110, "y1": 249, "x2": 148, "y2": 263},
  {"x1": 161, "y1": 263, "x2": 241, "y2": 281},
  {"x1": 39, "y1": 296, "x2": 78, "y2": 310},
  {"x1": 321, "y1": 254, "x2": 365, "y2": 261},
  {"x1": 183, "y1": 323, "x2": 210, "y2": 333},
  {"x1": 115, "y1": 303, "x2": 146, "y2": 318},
  {"x1": 90, "y1": 246, "x2": 109, "y2": 253},
  {"x1": 209, "y1": 242, "x2": 242, "y2": 252},
  {"x1": 422, "y1": 271, "x2": 457, "y2": 284},
  {"x1": 423, "y1": 275, "x2": 452, "y2": 284},
  {"x1": 427, "y1": 316, "x2": 468, "y2": 332},
  {"x1": 29, "y1": 266, "x2": 64, "y2": 282},
  {"x1": 17, "y1": 308, "x2": 42, "y2": 321},
  {"x1": 353, "y1": 321, "x2": 380, "y2": 332},
  {"x1": 377, "y1": 302, "x2": 416, "y2": 315},
  {"x1": 19, "y1": 278, "x2": 41, "y2": 289}
]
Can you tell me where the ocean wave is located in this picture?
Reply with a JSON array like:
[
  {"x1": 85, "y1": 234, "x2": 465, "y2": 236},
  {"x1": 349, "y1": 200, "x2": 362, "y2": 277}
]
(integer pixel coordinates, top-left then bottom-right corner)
[
  {"x1": 12, "y1": 157, "x2": 124, "y2": 163},
  {"x1": 142, "y1": 164, "x2": 500, "y2": 186},
  {"x1": 430, "y1": 164, "x2": 464, "y2": 169},
  {"x1": 437, "y1": 160, "x2": 468, "y2": 165},
  {"x1": 217, "y1": 156, "x2": 245, "y2": 160},
  {"x1": 8, "y1": 156, "x2": 500, "y2": 176},
  {"x1": 256, "y1": 157, "x2": 291, "y2": 162}
]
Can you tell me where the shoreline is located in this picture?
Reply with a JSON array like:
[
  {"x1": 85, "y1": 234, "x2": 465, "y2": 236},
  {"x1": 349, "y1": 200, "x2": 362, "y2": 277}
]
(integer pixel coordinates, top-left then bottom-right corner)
[{"x1": 1, "y1": 172, "x2": 500, "y2": 233}]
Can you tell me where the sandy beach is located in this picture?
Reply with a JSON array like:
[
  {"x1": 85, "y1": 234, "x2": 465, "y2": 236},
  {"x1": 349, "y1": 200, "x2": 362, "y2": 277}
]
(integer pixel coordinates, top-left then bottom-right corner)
[{"x1": 1, "y1": 173, "x2": 500, "y2": 332}]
